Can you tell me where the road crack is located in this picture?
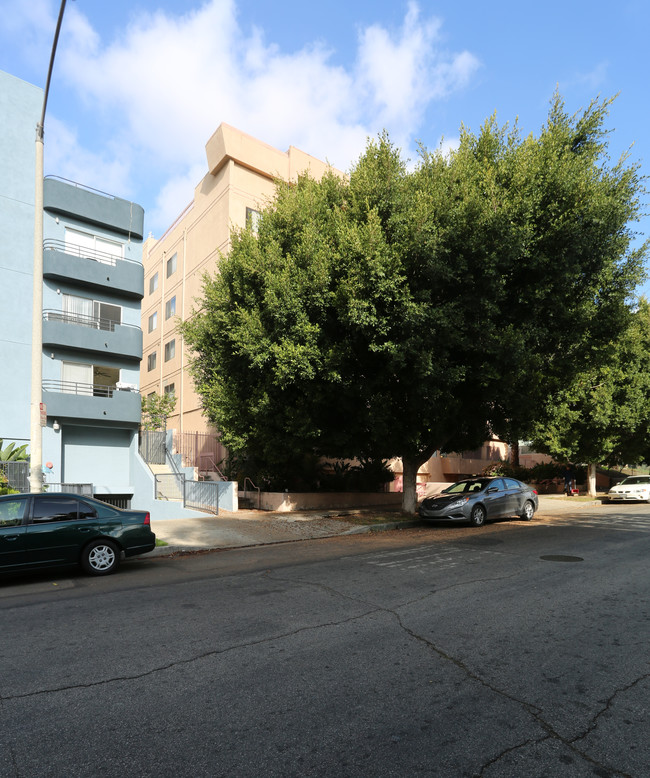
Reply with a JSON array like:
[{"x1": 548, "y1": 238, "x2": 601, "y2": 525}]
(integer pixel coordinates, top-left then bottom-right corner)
[
  {"x1": 0, "y1": 607, "x2": 380, "y2": 703},
  {"x1": 263, "y1": 569, "x2": 636, "y2": 778}
]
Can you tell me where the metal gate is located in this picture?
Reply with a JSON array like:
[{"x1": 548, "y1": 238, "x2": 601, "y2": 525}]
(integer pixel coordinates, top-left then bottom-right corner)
[
  {"x1": 174, "y1": 431, "x2": 227, "y2": 470},
  {"x1": 139, "y1": 431, "x2": 166, "y2": 464}
]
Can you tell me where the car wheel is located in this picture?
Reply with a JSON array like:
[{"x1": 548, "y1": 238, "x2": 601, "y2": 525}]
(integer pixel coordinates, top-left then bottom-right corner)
[
  {"x1": 520, "y1": 500, "x2": 535, "y2": 521},
  {"x1": 469, "y1": 504, "x2": 486, "y2": 527},
  {"x1": 81, "y1": 539, "x2": 120, "y2": 576}
]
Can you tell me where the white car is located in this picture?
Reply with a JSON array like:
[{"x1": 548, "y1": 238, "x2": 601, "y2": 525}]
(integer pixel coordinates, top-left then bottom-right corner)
[{"x1": 606, "y1": 476, "x2": 650, "y2": 502}]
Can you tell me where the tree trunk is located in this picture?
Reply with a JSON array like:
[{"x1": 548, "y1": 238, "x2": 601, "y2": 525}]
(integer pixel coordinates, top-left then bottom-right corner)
[
  {"x1": 587, "y1": 462, "x2": 597, "y2": 497},
  {"x1": 401, "y1": 456, "x2": 421, "y2": 514},
  {"x1": 510, "y1": 440, "x2": 520, "y2": 467}
]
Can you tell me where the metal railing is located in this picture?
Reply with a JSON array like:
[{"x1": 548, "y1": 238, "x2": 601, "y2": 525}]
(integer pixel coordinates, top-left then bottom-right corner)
[
  {"x1": 43, "y1": 309, "x2": 141, "y2": 333},
  {"x1": 184, "y1": 480, "x2": 225, "y2": 514},
  {"x1": 242, "y1": 477, "x2": 261, "y2": 510},
  {"x1": 42, "y1": 380, "x2": 140, "y2": 398},
  {"x1": 44, "y1": 238, "x2": 140, "y2": 267},
  {"x1": 154, "y1": 473, "x2": 184, "y2": 501},
  {"x1": 0, "y1": 461, "x2": 29, "y2": 492},
  {"x1": 45, "y1": 483, "x2": 93, "y2": 496},
  {"x1": 45, "y1": 175, "x2": 119, "y2": 201}
]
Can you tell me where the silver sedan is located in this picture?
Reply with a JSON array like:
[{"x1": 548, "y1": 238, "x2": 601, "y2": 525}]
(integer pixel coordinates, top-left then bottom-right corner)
[{"x1": 418, "y1": 477, "x2": 539, "y2": 527}]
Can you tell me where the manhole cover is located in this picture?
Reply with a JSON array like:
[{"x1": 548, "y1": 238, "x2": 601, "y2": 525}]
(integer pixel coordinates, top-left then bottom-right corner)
[{"x1": 540, "y1": 555, "x2": 584, "y2": 563}]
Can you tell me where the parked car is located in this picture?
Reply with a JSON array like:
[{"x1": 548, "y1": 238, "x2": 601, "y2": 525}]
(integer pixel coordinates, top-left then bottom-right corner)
[
  {"x1": 419, "y1": 477, "x2": 538, "y2": 527},
  {"x1": 605, "y1": 475, "x2": 650, "y2": 502},
  {"x1": 0, "y1": 493, "x2": 155, "y2": 576}
]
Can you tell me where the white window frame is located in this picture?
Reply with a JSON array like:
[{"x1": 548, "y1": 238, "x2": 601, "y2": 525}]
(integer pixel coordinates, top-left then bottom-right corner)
[
  {"x1": 164, "y1": 339, "x2": 175, "y2": 362},
  {"x1": 65, "y1": 227, "x2": 123, "y2": 265},
  {"x1": 165, "y1": 296, "x2": 176, "y2": 320}
]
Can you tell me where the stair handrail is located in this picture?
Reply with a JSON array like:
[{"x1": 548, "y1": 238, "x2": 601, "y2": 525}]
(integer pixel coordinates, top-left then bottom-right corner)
[
  {"x1": 242, "y1": 477, "x2": 261, "y2": 510},
  {"x1": 165, "y1": 443, "x2": 186, "y2": 504}
]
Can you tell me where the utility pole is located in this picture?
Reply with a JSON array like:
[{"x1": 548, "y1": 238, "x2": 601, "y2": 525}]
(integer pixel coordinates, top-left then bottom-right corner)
[{"x1": 29, "y1": 0, "x2": 67, "y2": 492}]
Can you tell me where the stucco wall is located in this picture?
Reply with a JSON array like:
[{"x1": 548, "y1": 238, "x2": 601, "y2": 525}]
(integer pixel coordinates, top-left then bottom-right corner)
[
  {"x1": 241, "y1": 491, "x2": 404, "y2": 512},
  {"x1": 0, "y1": 71, "x2": 42, "y2": 441}
]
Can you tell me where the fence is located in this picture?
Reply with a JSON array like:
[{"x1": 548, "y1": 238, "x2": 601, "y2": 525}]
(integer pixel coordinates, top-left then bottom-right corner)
[
  {"x1": 0, "y1": 461, "x2": 29, "y2": 492},
  {"x1": 183, "y1": 480, "x2": 226, "y2": 513},
  {"x1": 140, "y1": 431, "x2": 166, "y2": 464},
  {"x1": 174, "y1": 431, "x2": 227, "y2": 471},
  {"x1": 45, "y1": 483, "x2": 94, "y2": 496}
]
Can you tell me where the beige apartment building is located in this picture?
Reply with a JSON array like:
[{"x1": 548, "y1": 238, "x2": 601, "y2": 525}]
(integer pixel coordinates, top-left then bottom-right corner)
[{"x1": 140, "y1": 123, "x2": 340, "y2": 455}]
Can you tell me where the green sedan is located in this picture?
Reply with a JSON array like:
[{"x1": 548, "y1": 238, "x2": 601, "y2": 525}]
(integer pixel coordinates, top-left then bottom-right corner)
[{"x1": 0, "y1": 493, "x2": 155, "y2": 576}]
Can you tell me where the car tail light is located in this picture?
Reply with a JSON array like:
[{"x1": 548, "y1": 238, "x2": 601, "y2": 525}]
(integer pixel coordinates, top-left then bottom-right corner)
[
  {"x1": 144, "y1": 512, "x2": 151, "y2": 525},
  {"x1": 533, "y1": 489, "x2": 538, "y2": 495}
]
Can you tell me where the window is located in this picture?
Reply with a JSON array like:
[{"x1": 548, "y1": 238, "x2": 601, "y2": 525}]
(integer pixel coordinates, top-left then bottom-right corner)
[
  {"x1": 62, "y1": 361, "x2": 93, "y2": 394},
  {"x1": 65, "y1": 228, "x2": 123, "y2": 265},
  {"x1": 165, "y1": 296, "x2": 176, "y2": 320},
  {"x1": 147, "y1": 352, "x2": 157, "y2": 371},
  {"x1": 148, "y1": 312, "x2": 158, "y2": 333},
  {"x1": 0, "y1": 497, "x2": 27, "y2": 527},
  {"x1": 246, "y1": 207, "x2": 261, "y2": 233},
  {"x1": 164, "y1": 383, "x2": 175, "y2": 395},
  {"x1": 164, "y1": 339, "x2": 175, "y2": 361},
  {"x1": 32, "y1": 497, "x2": 79, "y2": 522},
  {"x1": 93, "y1": 301, "x2": 121, "y2": 330},
  {"x1": 61, "y1": 296, "x2": 121, "y2": 330},
  {"x1": 166, "y1": 253, "x2": 177, "y2": 278},
  {"x1": 149, "y1": 272, "x2": 159, "y2": 294},
  {"x1": 62, "y1": 293, "x2": 93, "y2": 325}
]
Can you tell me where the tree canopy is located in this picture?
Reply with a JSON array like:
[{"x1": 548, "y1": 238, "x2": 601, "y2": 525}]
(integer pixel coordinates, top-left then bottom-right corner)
[
  {"x1": 180, "y1": 94, "x2": 647, "y2": 511},
  {"x1": 531, "y1": 300, "x2": 650, "y2": 492}
]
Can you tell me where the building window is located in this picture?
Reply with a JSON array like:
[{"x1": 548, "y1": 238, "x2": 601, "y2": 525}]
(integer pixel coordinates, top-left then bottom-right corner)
[
  {"x1": 164, "y1": 339, "x2": 175, "y2": 362},
  {"x1": 147, "y1": 352, "x2": 157, "y2": 371},
  {"x1": 165, "y1": 296, "x2": 176, "y2": 320},
  {"x1": 166, "y1": 253, "x2": 177, "y2": 278},
  {"x1": 164, "y1": 383, "x2": 175, "y2": 396},
  {"x1": 65, "y1": 227, "x2": 123, "y2": 265},
  {"x1": 93, "y1": 301, "x2": 121, "y2": 330},
  {"x1": 246, "y1": 207, "x2": 261, "y2": 233},
  {"x1": 149, "y1": 272, "x2": 159, "y2": 294},
  {"x1": 148, "y1": 312, "x2": 158, "y2": 333}
]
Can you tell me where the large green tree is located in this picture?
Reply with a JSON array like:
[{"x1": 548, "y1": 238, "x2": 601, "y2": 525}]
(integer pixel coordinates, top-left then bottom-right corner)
[
  {"x1": 532, "y1": 300, "x2": 650, "y2": 495},
  {"x1": 181, "y1": 95, "x2": 646, "y2": 512}
]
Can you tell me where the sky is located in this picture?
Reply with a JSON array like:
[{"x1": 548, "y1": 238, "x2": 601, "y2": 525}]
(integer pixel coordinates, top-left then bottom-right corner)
[{"x1": 1, "y1": 0, "x2": 648, "y2": 289}]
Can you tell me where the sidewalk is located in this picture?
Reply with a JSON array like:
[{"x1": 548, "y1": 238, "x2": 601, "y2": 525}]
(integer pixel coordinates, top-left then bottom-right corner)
[{"x1": 148, "y1": 495, "x2": 603, "y2": 557}]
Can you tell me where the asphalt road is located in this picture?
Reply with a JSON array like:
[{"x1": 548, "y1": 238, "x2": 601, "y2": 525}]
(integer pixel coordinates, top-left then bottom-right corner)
[{"x1": 1, "y1": 504, "x2": 648, "y2": 777}]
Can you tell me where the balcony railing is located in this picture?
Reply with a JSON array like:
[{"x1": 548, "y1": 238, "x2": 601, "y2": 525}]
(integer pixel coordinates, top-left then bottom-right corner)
[
  {"x1": 42, "y1": 380, "x2": 140, "y2": 398},
  {"x1": 43, "y1": 239, "x2": 140, "y2": 267},
  {"x1": 43, "y1": 310, "x2": 141, "y2": 333}
]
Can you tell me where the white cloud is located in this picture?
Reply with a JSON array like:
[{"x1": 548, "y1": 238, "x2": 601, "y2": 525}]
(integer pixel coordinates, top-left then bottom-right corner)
[
  {"x1": 49, "y1": 0, "x2": 480, "y2": 234},
  {"x1": 44, "y1": 116, "x2": 132, "y2": 199}
]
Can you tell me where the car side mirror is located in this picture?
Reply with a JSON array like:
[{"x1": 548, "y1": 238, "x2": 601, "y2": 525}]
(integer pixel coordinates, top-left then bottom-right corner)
[{"x1": 486, "y1": 486, "x2": 498, "y2": 493}]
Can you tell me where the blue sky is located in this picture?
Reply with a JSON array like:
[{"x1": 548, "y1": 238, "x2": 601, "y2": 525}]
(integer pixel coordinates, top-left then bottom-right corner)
[{"x1": 1, "y1": 0, "x2": 648, "y2": 290}]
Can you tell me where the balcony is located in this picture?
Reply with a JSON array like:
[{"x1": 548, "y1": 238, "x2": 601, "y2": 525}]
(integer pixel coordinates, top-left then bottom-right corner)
[
  {"x1": 43, "y1": 239, "x2": 144, "y2": 299},
  {"x1": 42, "y1": 311, "x2": 143, "y2": 360},
  {"x1": 42, "y1": 380, "x2": 141, "y2": 425},
  {"x1": 43, "y1": 176, "x2": 144, "y2": 240}
]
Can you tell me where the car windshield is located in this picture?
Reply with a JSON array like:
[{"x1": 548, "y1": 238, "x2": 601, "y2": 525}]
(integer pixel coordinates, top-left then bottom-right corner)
[
  {"x1": 619, "y1": 476, "x2": 650, "y2": 485},
  {"x1": 442, "y1": 479, "x2": 492, "y2": 494}
]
